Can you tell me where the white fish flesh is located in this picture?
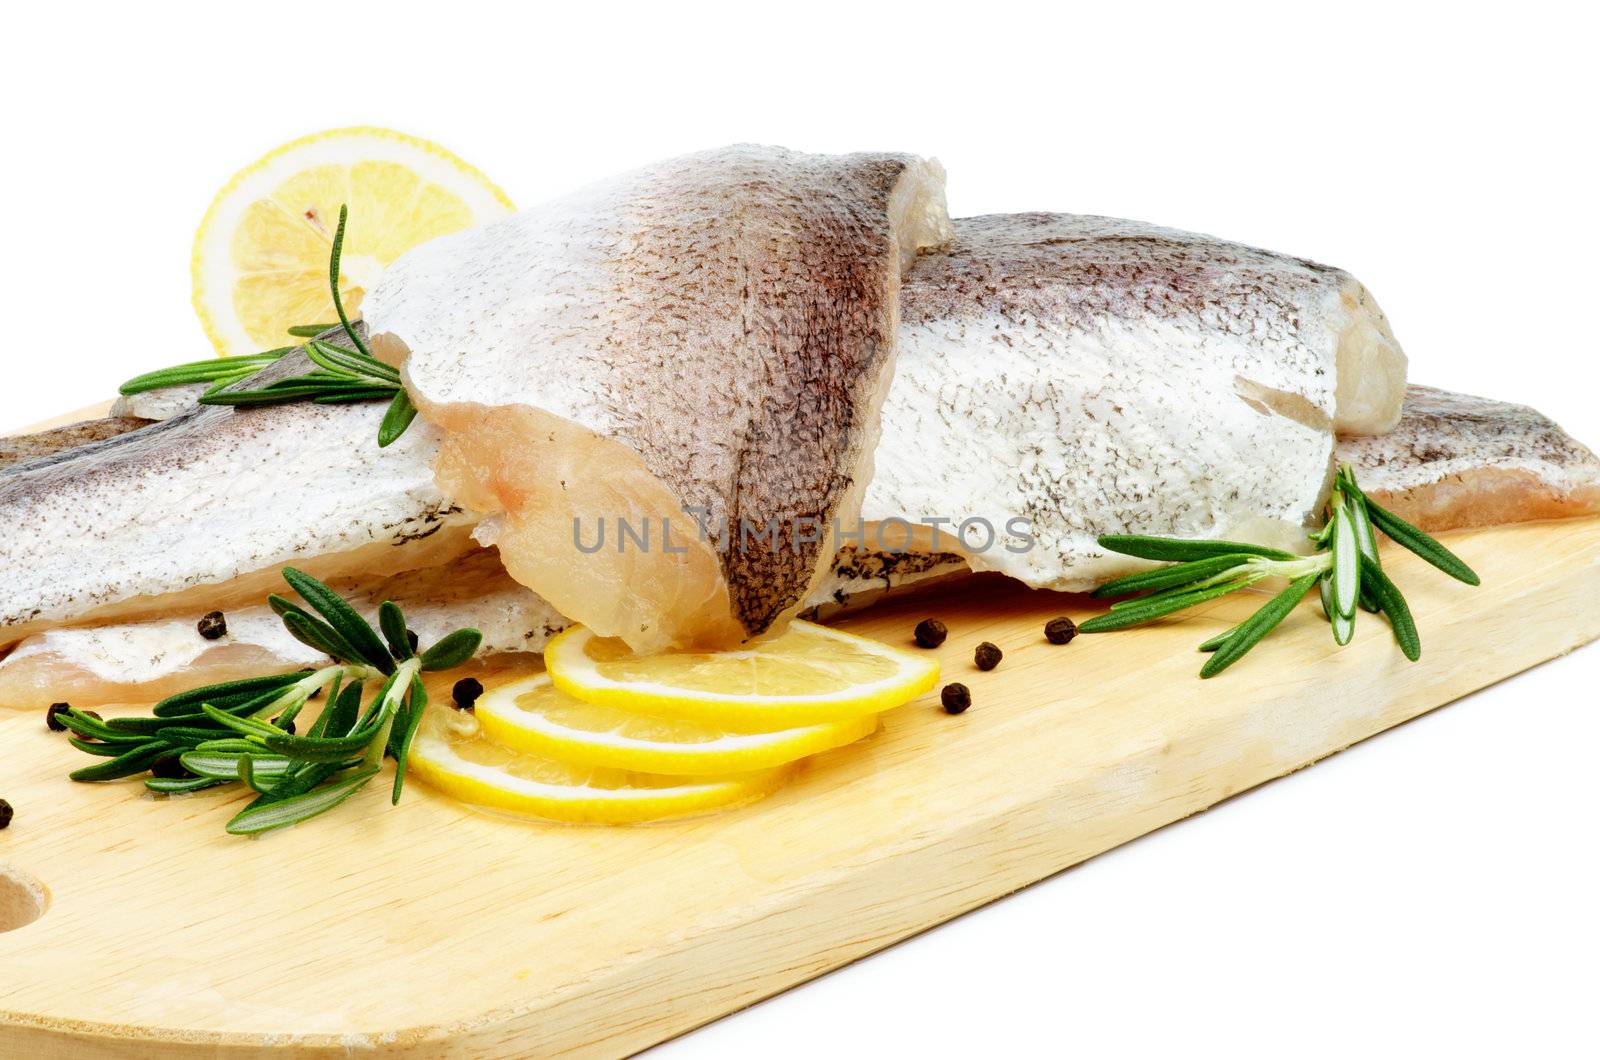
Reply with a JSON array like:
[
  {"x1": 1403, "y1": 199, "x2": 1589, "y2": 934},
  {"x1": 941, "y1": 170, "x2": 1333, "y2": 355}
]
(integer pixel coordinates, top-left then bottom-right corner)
[
  {"x1": 0, "y1": 549, "x2": 561, "y2": 710},
  {"x1": 1337, "y1": 385, "x2": 1600, "y2": 531},
  {"x1": 364, "y1": 145, "x2": 951, "y2": 652}
]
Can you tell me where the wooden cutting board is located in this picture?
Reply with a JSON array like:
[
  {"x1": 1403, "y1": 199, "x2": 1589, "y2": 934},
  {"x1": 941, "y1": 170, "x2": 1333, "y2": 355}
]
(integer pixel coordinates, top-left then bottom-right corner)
[{"x1": 2, "y1": 433, "x2": 1598, "y2": 1056}]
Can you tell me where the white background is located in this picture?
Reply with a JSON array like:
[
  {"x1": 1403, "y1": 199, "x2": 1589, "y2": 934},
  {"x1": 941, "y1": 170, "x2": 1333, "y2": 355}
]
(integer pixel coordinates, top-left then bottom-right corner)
[{"x1": 3, "y1": 3, "x2": 1595, "y2": 1056}]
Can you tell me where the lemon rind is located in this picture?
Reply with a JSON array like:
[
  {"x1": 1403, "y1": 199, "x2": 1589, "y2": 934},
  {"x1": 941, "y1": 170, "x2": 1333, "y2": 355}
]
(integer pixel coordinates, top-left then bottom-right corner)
[
  {"x1": 543, "y1": 622, "x2": 939, "y2": 728},
  {"x1": 407, "y1": 732, "x2": 792, "y2": 825},
  {"x1": 475, "y1": 675, "x2": 879, "y2": 774}
]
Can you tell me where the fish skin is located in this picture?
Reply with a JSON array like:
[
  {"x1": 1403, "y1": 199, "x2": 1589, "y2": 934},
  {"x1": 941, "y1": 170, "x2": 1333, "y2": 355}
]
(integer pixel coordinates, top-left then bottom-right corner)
[
  {"x1": 0, "y1": 350, "x2": 476, "y2": 648},
  {"x1": 0, "y1": 417, "x2": 153, "y2": 470},
  {"x1": 1337, "y1": 385, "x2": 1600, "y2": 532},
  {"x1": 864, "y1": 212, "x2": 1387, "y2": 592},
  {"x1": 0, "y1": 549, "x2": 562, "y2": 710},
  {"x1": 365, "y1": 144, "x2": 951, "y2": 651}
]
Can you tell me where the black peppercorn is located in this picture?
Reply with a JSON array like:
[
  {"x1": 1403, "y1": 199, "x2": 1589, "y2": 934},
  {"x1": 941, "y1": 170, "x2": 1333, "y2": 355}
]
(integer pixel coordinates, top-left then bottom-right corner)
[
  {"x1": 46, "y1": 702, "x2": 72, "y2": 732},
  {"x1": 453, "y1": 677, "x2": 484, "y2": 710},
  {"x1": 197, "y1": 610, "x2": 228, "y2": 640},
  {"x1": 1044, "y1": 617, "x2": 1078, "y2": 645},
  {"x1": 974, "y1": 641, "x2": 1003, "y2": 671},
  {"x1": 941, "y1": 683, "x2": 971, "y2": 714},
  {"x1": 0, "y1": 799, "x2": 12, "y2": 830},
  {"x1": 913, "y1": 618, "x2": 948, "y2": 649},
  {"x1": 149, "y1": 755, "x2": 190, "y2": 780}
]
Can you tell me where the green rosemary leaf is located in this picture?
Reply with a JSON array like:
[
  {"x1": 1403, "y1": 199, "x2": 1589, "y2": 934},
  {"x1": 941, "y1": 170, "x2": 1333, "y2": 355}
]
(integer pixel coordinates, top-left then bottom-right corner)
[
  {"x1": 1363, "y1": 499, "x2": 1481, "y2": 586},
  {"x1": 1359, "y1": 554, "x2": 1422, "y2": 660},
  {"x1": 68, "y1": 735, "x2": 136, "y2": 757},
  {"x1": 1107, "y1": 563, "x2": 1259, "y2": 611},
  {"x1": 180, "y1": 751, "x2": 295, "y2": 783},
  {"x1": 1200, "y1": 572, "x2": 1320, "y2": 678},
  {"x1": 256, "y1": 722, "x2": 385, "y2": 763},
  {"x1": 105, "y1": 713, "x2": 201, "y2": 735},
  {"x1": 199, "y1": 383, "x2": 342, "y2": 406},
  {"x1": 282, "y1": 610, "x2": 363, "y2": 667},
  {"x1": 287, "y1": 323, "x2": 340, "y2": 338},
  {"x1": 304, "y1": 339, "x2": 400, "y2": 384},
  {"x1": 1097, "y1": 534, "x2": 1296, "y2": 563},
  {"x1": 327, "y1": 679, "x2": 366, "y2": 738},
  {"x1": 152, "y1": 672, "x2": 310, "y2": 717},
  {"x1": 146, "y1": 776, "x2": 226, "y2": 795},
  {"x1": 237, "y1": 754, "x2": 277, "y2": 796},
  {"x1": 1079, "y1": 577, "x2": 1259, "y2": 633},
  {"x1": 1346, "y1": 493, "x2": 1383, "y2": 613},
  {"x1": 1321, "y1": 574, "x2": 1355, "y2": 646},
  {"x1": 377, "y1": 388, "x2": 417, "y2": 448},
  {"x1": 1197, "y1": 625, "x2": 1241, "y2": 652},
  {"x1": 281, "y1": 568, "x2": 395, "y2": 672},
  {"x1": 191, "y1": 738, "x2": 269, "y2": 754},
  {"x1": 118, "y1": 350, "x2": 291, "y2": 395},
  {"x1": 55, "y1": 710, "x2": 150, "y2": 744},
  {"x1": 419, "y1": 629, "x2": 483, "y2": 672},
  {"x1": 312, "y1": 387, "x2": 404, "y2": 404},
  {"x1": 328, "y1": 205, "x2": 375, "y2": 361},
  {"x1": 273, "y1": 694, "x2": 310, "y2": 730},
  {"x1": 390, "y1": 675, "x2": 429, "y2": 804},
  {"x1": 259, "y1": 760, "x2": 346, "y2": 804},
  {"x1": 140, "y1": 726, "x2": 227, "y2": 748},
  {"x1": 1330, "y1": 497, "x2": 1360, "y2": 620},
  {"x1": 69, "y1": 742, "x2": 176, "y2": 782},
  {"x1": 1091, "y1": 554, "x2": 1257, "y2": 598},
  {"x1": 198, "y1": 703, "x2": 281, "y2": 740},
  {"x1": 225, "y1": 767, "x2": 380, "y2": 835},
  {"x1": 379, "y1": 601, "x2": 413, "y2": 660}
]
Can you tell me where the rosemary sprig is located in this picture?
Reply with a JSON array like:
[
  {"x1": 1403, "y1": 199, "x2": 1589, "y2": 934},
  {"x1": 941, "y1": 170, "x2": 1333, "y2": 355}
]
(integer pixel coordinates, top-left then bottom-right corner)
[
  {"x1": 1081, "y1": 464, "x2": 1479, "y2": 677},
  {"x1": 57, "y1": 568, "x2": 480, "y2": 834},
  {"x1": 119, "y1": 205, "x2": 417, "y2": 447}
]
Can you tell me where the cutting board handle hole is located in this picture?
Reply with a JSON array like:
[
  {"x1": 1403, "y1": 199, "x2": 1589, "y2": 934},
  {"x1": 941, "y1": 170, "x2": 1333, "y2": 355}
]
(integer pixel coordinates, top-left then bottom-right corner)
[{"x1": 0, "y1": 863, "x2": 49, "y2": 933}]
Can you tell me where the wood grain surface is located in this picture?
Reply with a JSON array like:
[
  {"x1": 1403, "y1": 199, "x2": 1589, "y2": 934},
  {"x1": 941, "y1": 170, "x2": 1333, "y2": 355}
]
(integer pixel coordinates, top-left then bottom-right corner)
[{"x1": 1, "y1": 512, "x2": 1597, "y2": 1056}]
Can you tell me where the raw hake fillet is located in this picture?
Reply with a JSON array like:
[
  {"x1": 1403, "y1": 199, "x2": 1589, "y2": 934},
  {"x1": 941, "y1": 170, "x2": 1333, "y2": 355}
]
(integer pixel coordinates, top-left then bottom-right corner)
[
  {"x1": 1337, "y1": 385, "x2": 1600, "y2": 532},
  {"x1": 0, "y1": 550, "x2": 562, "y2": 711},
  {"x1": 364, "y1": 145, "x2": 951, "y2": 651},
  {"x1": 0, "y1": 351, "x2": 469, "y2": 648},
  {"x1": 863, "y1": 213, "x2": 1403, "y2": 592}
]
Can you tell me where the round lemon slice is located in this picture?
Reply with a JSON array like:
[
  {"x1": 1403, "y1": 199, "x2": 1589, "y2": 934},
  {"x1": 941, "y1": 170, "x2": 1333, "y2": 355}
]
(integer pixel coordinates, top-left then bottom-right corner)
[
  {"x1": 544, "y1": 620, "x2": 939, "y2": 729},
  {"x1": 476, "y1": 673, "x2": 879, "y2": 775},
  {"x1": 192, "y1": 126, "x2": 515, "y2": 356},
  {"x1": 407, "y1": 708, "x2": 791, "y2": 825}
]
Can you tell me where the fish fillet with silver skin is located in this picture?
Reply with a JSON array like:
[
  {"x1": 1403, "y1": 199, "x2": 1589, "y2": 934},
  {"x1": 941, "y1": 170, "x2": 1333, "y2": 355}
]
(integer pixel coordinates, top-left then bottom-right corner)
[
  {"x1": 363, "y1": 144, "x2": 952, "y2": 652},
  {"x1": 0, "y1": 353, "x2": 479, "y2": 650},
  {"x1": 854, "y1": 213, "x2": 1408, "y2": 593}
]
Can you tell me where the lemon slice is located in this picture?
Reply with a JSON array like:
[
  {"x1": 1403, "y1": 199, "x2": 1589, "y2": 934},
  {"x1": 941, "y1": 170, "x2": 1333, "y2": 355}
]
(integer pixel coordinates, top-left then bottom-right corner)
[
  {"x1": 544, "y1": 620, "x2": 939, "y2": 729},
  {"x1": 407, "y1": 708, "x2": 791, "y2": 825},
  {"x1": 192, "y1": 126, "x2": 515, "y2": 356},
  {"x1": 476, "y1": 673, "x2": 879, "y2": 775}
]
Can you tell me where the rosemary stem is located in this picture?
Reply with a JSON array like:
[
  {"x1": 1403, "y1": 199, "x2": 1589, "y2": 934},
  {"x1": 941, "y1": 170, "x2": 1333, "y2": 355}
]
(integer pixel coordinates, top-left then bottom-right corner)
[
  {"x1": 250, "y1": 664, "x2": 382, "y2": 721},
  {"x1": 363, "y1": 658, "x2": 422, "y2": 770},
  {"x1": 1245, "y1": 553, "x2": 1333, "y2": 581}
]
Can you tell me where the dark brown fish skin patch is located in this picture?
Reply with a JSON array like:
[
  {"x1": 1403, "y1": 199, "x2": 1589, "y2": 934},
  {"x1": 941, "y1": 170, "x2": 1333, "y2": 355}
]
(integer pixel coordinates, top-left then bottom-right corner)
[
  {"x1": 0, "y1": 417, "x2": 154, "y2": 471},
  {"x1": 592, "y1": 150, "x2": 932, "y2": 637}
]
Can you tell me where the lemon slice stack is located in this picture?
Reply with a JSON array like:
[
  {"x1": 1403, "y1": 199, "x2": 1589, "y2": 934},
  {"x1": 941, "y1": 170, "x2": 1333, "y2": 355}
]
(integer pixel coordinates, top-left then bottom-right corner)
[{"x1": 408, "y1": 621, "x2": 938, "y2": 824}]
